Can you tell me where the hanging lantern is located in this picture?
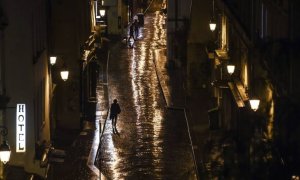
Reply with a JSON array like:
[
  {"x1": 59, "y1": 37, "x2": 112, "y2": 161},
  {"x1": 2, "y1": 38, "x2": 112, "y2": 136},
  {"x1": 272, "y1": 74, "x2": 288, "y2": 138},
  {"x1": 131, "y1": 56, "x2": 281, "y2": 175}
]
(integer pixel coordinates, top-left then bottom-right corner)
[
  {"x1": 60, "y1": 70, "x2": 69, "y2": 81},
  {"x1": 209, "y1": 0, "x2": 216, "y2": 31},
  {"x1": 227, "y1": 65, "x2": 235, "y2": 75},
  {"x1": 60, "y1": 63, "x2": 69, "y2": 81},
  {"x1": 0, "y1": 140, "x2": 11, "y2": 164},
  {"x1": 249, "y1": 99, "x2": 260, "y2": 111},
  {"x1": 209, "y1": 19, "x2": 217, "y2": 31},
  {"x1": 99, "y1": 9, "x2": 106, "y2": 17},
  {"x1": 50, "y1": 56, "x2": 57, "y2": 65}
]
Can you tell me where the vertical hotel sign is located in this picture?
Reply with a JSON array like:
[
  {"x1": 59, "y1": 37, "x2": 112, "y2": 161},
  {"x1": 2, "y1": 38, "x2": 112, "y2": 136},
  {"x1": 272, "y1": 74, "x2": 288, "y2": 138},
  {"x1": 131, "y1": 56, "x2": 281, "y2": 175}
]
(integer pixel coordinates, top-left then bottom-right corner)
[{"x1": 16, "y1": 104, "x2": 26, "y2": 152}]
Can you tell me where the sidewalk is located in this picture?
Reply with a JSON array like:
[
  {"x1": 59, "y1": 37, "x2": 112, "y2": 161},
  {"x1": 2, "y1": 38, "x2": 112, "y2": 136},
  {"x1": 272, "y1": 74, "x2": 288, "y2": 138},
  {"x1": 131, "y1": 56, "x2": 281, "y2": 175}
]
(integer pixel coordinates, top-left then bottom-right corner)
[
  {"x1": 153, "y1": 44, "x2": 293, "y2": 179},
  {"x1": 153, "y1": 48, "x2": 228, "y2": 179}
]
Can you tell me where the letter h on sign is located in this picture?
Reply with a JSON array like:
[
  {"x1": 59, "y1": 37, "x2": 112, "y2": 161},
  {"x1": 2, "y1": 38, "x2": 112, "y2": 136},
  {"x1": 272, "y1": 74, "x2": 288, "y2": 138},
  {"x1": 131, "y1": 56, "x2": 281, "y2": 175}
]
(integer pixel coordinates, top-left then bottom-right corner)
[{"x1": 16, "y1": 104, "x2": 26, "y2": 153}]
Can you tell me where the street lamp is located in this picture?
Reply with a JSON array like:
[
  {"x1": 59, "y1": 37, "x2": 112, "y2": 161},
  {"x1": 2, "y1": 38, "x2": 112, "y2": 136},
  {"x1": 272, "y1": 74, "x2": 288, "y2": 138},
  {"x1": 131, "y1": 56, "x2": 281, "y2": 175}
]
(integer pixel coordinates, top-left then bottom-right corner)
[
  {"x1": 226, "y1": 64, "x2": 235, "y2": 75},
  {"x1": 49, "y1": 56, "x2": 57, "y2": 65},
  {"x1": 209, "y1": 0, "x2": 217, "y2": 31},
  {"x1": 98, "y1": 6, "x2": 107, "y2": 35},
  {"x1": 249, "y1": 98, "x2": 260, "y2": 111},
  {"x1": 60, "y1": 63, "x2": 69, "y2": 81},
  {"x1": 209, "y1": 19, "x2": 217, "y2": 31},
  {"x1": 99, "y1": 9, "x2": 106, "y2": 17},
  {"x1": 49, "y1": 55, "x2": 70, "y2": 81},
  {"x1": 0, "y1": 126, "x2": 11, "y2": 164},
  {"x1": 60, "y1": 70, "x2": 69, "y2": 81}
]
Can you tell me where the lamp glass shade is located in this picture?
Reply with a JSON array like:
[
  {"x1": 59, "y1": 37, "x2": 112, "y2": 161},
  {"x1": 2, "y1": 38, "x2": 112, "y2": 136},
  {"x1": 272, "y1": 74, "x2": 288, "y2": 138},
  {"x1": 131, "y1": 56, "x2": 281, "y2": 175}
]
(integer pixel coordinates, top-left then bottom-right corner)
[
  {"x1": 0, "y1": 141, "x2": 11, "y2": 164},
  {"x1": 60, "y1": 70, "x2": 69, "y2": 81},
  {"x1": 249, "y1": 99, "x2": 260, "y2": 111},
  {"x1": 99, "y1": 10, "x2": 106, "y2": 17},
  {"x1": 227, "y1": 65, "x2": 235, "y2": 75},
  {"x1": 50, "y1": 56, "x2": 57, "y2": 65},
  {"x1": 209, "y1": 21, "x2": 216, "y2": 31}
]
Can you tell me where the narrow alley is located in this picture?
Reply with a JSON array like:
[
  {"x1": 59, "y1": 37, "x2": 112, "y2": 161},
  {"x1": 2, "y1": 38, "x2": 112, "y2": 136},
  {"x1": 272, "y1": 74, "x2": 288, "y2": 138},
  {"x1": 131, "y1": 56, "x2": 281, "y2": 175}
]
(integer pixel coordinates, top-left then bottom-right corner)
[{"x1": 95, "y1": 11, "x2": 197, "y2": 179}]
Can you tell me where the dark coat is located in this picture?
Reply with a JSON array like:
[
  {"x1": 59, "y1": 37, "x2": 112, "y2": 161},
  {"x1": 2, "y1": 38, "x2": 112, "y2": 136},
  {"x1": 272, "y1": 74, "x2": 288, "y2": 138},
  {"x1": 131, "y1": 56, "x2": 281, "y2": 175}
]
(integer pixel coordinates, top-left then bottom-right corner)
[
  {"x1": 129, "y1": 25, "x2": 134, "y2": 37},
  {"x1": 110, "y1": 102, "x2": 121, "y2": 116}
]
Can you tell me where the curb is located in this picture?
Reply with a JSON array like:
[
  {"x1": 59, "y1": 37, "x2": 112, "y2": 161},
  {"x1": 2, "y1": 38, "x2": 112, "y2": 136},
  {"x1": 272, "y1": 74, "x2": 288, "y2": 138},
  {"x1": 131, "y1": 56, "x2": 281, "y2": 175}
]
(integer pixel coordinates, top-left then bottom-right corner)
[{"x1": 152, "y1": 49, "x2": 200, "y2": 179}]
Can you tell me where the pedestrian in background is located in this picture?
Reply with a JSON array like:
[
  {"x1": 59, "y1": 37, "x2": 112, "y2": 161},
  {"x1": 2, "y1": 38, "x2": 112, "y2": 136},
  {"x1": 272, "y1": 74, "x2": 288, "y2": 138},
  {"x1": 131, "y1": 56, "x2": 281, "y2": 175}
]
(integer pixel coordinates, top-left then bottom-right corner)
[
  {"x1": 129, "y1": 24, "x2": 134, "y2": 39},
  {"x1": 133, "y1": 19, "x2": 139, "y2": 39},
  {"x1": 110, "y1": 99, "x2": 121, "y2": 133}
]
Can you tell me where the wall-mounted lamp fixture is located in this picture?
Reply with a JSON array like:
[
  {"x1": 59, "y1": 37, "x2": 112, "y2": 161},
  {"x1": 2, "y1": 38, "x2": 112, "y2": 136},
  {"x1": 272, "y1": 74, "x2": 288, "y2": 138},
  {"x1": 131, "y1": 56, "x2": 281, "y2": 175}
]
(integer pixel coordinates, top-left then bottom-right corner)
[
  {"x1": 226, "y1": 64, "x2": 235, "y2": 75},
  {"x1": 0, "y1": 126, "x2": 11, "y2": 164},
  {"x1": 209, "y1": 0, "x2": 216, "y2": 31},
  {"x1": 99, "y1": 9, "x2": 106, "y2": 17},
  {"x1": 49, "y1": 55, "x2": 70, "y2": 81},
  {"x1": 60, "y1": 71, "x2": 69, "y2": 81},
  {"x1": 49, "y1": 56, "x2": 57, "y2": 65},
  {"x1": 209, "y1": 19, "x2": 217, "y2": 32},
  {"x1": 60, "y1": 63, "x2": 69, "y2": 81},
  {"x1": 249, "y1": 98, "x2": 260, "y2": 111}
]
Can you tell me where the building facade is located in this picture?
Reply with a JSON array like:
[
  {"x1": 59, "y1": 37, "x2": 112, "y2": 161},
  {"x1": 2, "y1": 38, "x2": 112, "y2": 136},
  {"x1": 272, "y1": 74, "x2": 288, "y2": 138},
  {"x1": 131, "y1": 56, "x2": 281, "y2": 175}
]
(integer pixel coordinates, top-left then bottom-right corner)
[
  {"x1": 167, "y1": 0, "x2": 191, "y2": 68},
  {"x1": 187, "y1": 0, "x2": 300, "y2": 177},
  {"x1": 98, "y1": 0, "x2": 129, "y2": 36},
  {"x1": 0, "y1": 0, "x2": 96, "y2": 178},
  {"x1": 1, "y1": 0, "x2": 51, "y2": 177}
]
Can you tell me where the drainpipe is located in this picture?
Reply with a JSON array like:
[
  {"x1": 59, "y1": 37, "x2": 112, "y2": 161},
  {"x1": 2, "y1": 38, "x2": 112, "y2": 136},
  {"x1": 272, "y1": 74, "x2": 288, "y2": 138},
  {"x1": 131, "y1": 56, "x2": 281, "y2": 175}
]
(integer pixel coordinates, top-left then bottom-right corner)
[{"x1": 79, "y1": 57, "x2": 84, "y2": 130}]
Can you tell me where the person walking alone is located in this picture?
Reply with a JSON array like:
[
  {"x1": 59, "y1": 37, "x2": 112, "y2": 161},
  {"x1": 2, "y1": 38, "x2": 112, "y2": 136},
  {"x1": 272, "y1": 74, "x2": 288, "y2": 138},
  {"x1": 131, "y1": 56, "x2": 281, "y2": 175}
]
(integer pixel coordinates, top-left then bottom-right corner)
[
  {"x1": 129, "y1": 24, "x2": 134, "y2": 39},
  {"x1": 110, "y1": 99, "x2": 121, "y2": 133},
  {"x1": 133, "y1": 19, "x2": 139, "y2": 40}
]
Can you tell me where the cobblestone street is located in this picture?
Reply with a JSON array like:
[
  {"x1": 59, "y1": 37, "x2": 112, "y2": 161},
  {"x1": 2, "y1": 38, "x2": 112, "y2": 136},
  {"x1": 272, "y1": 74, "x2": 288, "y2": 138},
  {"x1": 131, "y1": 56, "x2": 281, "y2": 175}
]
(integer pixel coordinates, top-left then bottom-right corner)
[{"x1": 95, "y1": 11, "x2": 197, "y2": 179}]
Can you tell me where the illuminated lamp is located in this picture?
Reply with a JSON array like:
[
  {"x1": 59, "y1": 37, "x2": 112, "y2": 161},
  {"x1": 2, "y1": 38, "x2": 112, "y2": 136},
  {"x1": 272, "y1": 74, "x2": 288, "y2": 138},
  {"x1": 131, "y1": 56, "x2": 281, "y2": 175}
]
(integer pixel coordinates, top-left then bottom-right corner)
[
  {"x1": 60, "y1": 63, "x2": 69, "y2": 81},
  {"x1": 227, "y1": 65, "x2": 235, "y2": 75},
  {"x1": 50, "y1": 56, "x2": 57, "y2": 65},
  {"x1": 99, "y1": 10, "x2": 106, "y2": 17},
  {"x1": 209, "y1": 19, "x2": 217, "y2": 31},
  {"x1": 249, "y1": 99, "x2": 260, "y2": 111}
]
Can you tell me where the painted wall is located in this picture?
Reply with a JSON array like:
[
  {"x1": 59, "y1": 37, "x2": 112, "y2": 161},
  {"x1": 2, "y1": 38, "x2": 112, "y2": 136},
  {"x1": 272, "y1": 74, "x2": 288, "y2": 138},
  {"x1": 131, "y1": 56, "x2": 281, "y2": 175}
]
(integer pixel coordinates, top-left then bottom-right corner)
[
  {"x1": 185, "y1": 0, "x2": 212, "y2": 91},
  {"x1": 50, "y1": 0, "x2": 91, "y2": 129},
  {"x1": 107, "y1": 0, "x2": 124, "y2": 35},
  {"x1": 5, "y1": 0, "x2": 34, "y2": 167},
  {"x1": 187, "y1": 0, "x2": 211, "y2": 44},
  {"x1": 3, "y1": 0, "x2": 50, "y2": 177},
  {"x1": 167, "y1": 0, "x2": 192, "y2": 66}
]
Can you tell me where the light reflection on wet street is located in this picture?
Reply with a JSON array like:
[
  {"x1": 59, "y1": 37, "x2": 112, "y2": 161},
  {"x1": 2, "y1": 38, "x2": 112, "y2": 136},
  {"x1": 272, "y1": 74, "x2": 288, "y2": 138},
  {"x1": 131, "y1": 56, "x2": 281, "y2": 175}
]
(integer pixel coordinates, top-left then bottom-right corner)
[{"x1": 97, "y1": 11, "x2": 196, "y2": 179}]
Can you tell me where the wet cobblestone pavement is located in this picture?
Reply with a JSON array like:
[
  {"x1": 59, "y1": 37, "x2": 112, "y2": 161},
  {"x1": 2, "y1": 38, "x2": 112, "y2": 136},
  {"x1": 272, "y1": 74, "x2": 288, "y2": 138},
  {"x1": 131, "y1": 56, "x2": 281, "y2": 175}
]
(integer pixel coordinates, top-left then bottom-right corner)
[{"x1": 95, "y1": 12, "x2": 197, "y2": 179}]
